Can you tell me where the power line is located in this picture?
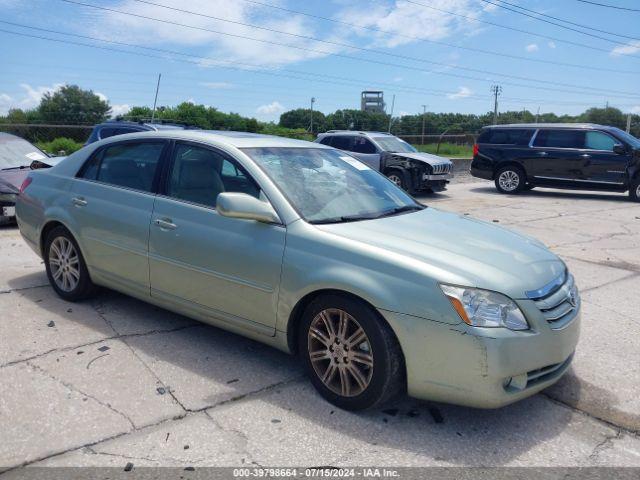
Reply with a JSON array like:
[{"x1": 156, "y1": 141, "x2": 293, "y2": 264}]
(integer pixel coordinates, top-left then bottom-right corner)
[
  {"x1": 403, "y1": 0, "x2": 638, "y2": 56},
  {"x1": 130, "y1": 0, "x2": 639, "y2": 75},
  {"x1": 53, "y1": 2, "x2": 640, "y2": 98},
  {"x1": 576, "y1": 0, "x2": 640, "y2": 12},
  {"x1": 479, "y1": 0, "x2": 639, "y2": 43},
  {"x1": 0, "y1": 25, "x2": 636, "y2": 109}
]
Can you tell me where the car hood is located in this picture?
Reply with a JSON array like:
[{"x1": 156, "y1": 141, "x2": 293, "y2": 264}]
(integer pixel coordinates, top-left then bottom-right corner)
[
  {"x1": 315, "y1": 208, "x2": 565, "y2": 299},
  {"x1": 387, "y1": 151, "x2": 452, "y2": 167}
]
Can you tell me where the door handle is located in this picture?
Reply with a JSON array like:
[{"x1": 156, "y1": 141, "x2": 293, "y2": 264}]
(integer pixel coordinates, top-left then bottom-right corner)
[
  {"x1": 154, "y1": 218, "x2": 177, "y2": 230},
  {"x1": 537, "y1": 151, "x2": 548, "y2": 156},
  {"x1": 72, "y1": 197, "x2": 87, "y2": 207}
]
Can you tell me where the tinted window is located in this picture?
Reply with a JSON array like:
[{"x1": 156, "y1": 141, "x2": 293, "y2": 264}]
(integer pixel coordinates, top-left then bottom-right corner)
[
  {"x1": 99, "y1": 126, "x2": 142, "y2": 139},
  {"x1": 167, "y1": 144, "x2": 259, "y2": 208},
  {"x1": 533, "y1": 130, "x2": 584, "y2": 149},
  {"x1": 91, "y1": 142, "x2": 164, "y2": 191},
  {"x1": 477, "y1": 129, "x2": 535, "y2": 145},
  {"x1": 330, "y1": 136, "x2": 353, "y2": 151},
  {"x1": 318, "y1": 137, "x2": 333, "y2": 146},
  {"x1": 351, "y1": 137, "x2": 377, "y2": 154},
  {"x1": 585, "y1": 131, "x2": 616, "y2": 151}
]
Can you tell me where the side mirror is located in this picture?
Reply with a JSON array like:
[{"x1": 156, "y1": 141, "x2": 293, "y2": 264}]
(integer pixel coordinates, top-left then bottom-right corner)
[
  {"x1": 613, "y1": 144, "x2": 626, "y2": 155},
  {"x1": 216, "y1": 192, "x2": 281, "y2": 224}
]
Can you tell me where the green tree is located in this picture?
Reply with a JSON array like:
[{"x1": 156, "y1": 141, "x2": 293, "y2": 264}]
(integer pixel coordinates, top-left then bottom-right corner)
[{"x1": 38, "y1": 85, "x2": 111, "y2": 124}]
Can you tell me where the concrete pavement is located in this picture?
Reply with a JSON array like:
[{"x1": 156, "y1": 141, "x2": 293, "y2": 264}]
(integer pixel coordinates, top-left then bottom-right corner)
[{"x1": 1, "y1": 179, "x2": 639, "y2": 471}]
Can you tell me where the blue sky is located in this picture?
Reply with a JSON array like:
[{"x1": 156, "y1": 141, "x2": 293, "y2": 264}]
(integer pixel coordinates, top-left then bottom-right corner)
[{"x1": 1, "y1": 0, "x2": 639, "y2": 122}]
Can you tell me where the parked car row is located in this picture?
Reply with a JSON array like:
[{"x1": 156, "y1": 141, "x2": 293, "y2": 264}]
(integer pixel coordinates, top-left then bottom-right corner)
[{"x1": 16, "y1": 129, "x2": 580, "y2": 410}]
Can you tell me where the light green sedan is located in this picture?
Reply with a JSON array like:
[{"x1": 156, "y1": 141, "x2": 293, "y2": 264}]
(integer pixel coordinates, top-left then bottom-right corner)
[{"x1": 16, "y1": 131, "x2": 580, "y2": 410}]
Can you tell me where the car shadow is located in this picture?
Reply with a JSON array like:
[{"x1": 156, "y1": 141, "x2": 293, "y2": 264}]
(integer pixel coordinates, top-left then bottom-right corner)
[
  {"x1": 469, "y1": 185, "x2": 629, "y2": 203},
  {"x1": 6, "y1": 276, "x2": 577, "y2": 466}
]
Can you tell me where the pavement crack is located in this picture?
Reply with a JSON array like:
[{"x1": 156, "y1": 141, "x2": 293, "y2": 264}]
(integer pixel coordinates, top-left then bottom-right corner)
[
  {"x1": 589, "y1": 429, "x2": 622, "y2": 463},
  {"x1": 26, "y1": 361, "x2": 136, "y2": 431}
]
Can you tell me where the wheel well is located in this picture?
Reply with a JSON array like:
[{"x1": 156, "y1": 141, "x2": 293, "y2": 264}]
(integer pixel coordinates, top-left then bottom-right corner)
[
  {"x1": 493, "y1": 162, "x2": 526, "y2": 180},
  {"x1": 286, "y1": 288, "x2": 402, "y2": 359},
  {"x1": 39, "y1": 221, "x2": 66, "y2": 256}
]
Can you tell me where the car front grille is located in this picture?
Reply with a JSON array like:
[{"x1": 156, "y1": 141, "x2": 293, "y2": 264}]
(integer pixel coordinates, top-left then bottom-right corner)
[
  {"x1": 528, "y1": 272, "x2": 580, "y2": 329},
  {"x1": 430, "y1": 163, "x2": 452, "y2": 175}
]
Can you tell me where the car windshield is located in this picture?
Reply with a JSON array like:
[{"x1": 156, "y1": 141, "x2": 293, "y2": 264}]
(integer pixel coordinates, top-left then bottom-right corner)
[
  {"x1": 242, "y1": 147, "x2": 422, "y2": 224},
  {"x1": 372, "y1": 136, "x2": 417, "y2": 153},
  {"x1": 0, "y1": 134, "x2": 48, "y2": 169},
  {"x1": 612, "y1": 128, "x2": 640, "y2": 149}
]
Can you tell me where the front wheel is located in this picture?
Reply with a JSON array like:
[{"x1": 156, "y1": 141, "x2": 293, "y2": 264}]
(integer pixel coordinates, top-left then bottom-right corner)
[
  {"x1": 44, "y1": 226, "x2": 96, "y2": 301},
  {"x1": 386, "y1": 169, "x2": 411, "y2": 193},
  {"x1": 495, "y1": 166, "x2": 526, "y2": 194},
  {"x1": 630, "y1": 179, "x2": 640, "y2": 203},
  {"x1": 299, "y1": 294, "x2": 404, "y2": 410}
]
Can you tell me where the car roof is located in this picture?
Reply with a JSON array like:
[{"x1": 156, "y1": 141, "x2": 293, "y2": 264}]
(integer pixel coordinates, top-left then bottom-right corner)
[
  {"x1": 96, "y1": 120, "x2": 193, "y2": 130},
  {"x1": 482, "y1": 123, "x2": 616, "y2": 130},
  {"x1": 95, "y1": 129, "x2": 328, "y2": 149},
  {"x1": 319, "y1": 131, "x2": 394, "y2": 137}
]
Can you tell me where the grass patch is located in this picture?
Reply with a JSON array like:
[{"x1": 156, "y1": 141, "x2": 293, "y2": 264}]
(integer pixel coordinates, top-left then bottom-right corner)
[
  {"x1": 35, "y1": 137, "x2": 84, "y2": 156},
  {"x1": 414, "y1": 143, "x2": 473, "y2": 158}
]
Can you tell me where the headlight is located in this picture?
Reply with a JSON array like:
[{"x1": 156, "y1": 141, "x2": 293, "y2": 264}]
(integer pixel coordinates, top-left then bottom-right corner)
[{"x1": 440, "y1": 285, "x2": 529, "y2": 330}]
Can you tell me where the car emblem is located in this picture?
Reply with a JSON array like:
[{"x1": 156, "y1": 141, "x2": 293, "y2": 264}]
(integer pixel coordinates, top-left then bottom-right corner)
[{"x1": 568, "y1": 287, "x2": 578, "y2": 308}]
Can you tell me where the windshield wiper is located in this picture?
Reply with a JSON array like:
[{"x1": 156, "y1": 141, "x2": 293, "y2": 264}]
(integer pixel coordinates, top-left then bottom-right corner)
[
  {"x1": 1, "y1": 165, "x2": 30, "y2": 171},
  {"x1": 309, "y1": 205, "x2": 424, "y2": 224}
]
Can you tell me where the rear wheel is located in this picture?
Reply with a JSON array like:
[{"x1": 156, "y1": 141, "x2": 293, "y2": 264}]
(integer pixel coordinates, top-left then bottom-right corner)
[
  {"x1": 299, "y1": 294, "x2": 404, "y2": 410},
  {"x1": 630, "y1": 179, "x2": 640, "y2": 203},
  {"x1": 44, "y1": 226, "x2": 96, "y2": 301},
  {"x1": 495, "y1": 165, "x2": 525, "y2": 194}
]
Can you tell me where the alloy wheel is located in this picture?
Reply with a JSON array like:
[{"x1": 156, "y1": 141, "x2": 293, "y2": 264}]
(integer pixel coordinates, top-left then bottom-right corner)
[
  {"x1": 307, "y1": 308, "x2": 374, "y2": 397},
  {"x1": 498, "y1": 170, "x2": 520, "y2": 192},
  {"x1": 49, "y1": 236, "x2": 80, "y2": 292},
  {"x1": 387, "y1": 174, "x2": 403, "y2": 187}
]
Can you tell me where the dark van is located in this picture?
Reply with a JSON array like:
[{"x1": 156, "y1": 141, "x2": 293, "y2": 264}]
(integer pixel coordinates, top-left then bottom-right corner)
[{"x1": 470, "y1": 124, "x2": 640, "y2": 201}]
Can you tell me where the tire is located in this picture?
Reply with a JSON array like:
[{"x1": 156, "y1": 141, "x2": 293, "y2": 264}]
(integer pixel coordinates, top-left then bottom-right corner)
[
  {"x1": 386, "y1": 169, "x2": 412, "y2": 193},
  {"x1": 298, "y1": 294, "x2": 405, "y2": 410},
  {"x1": 44, "y1": 226, "x2": 96, "y2": 301},
  {"x1": 630, "y1": 178, "x2": 640, "y2": 203},
  {"x1": 494, "y1": 165, "x2": 526, "y2": 194}
]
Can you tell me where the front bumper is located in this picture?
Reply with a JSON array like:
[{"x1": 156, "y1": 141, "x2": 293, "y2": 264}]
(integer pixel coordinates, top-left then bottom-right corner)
[{"x1": 380, "y1": 300, "x2": 580, "y2": 408}]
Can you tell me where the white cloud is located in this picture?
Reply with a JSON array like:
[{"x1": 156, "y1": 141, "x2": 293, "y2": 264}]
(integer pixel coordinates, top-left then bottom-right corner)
[
  {"x1": 393, "y1": 76, "x2": 403, "y2": 82},
  {"x1": 200, "y1": 82, "x2": 235, "y2": 89},
  {"x1": 0, "y1": 93, "x2": 13, "y2": 116},
  {"x1": 335, "y1": 0, "x2": 490, "y2": 48},
  {"x1": 525, "y1": 43, "x2": 539, "y2": 52},
  {"x1": 446, "y1": 86, "x2": 473, "y2": 99},
  {"x1": 547, "y1": 41, "x2": 556, "y2": 49},
  {"x1": 85, "y1": 0, "x2": 344, "y2": 67},
  {"x1": 256, "y1": 101, "x2": 285, "y2": 115},
  {"x1": 110, "y1": 104, "x2": 131, "y2": 117},
  {"x1": 611, "y1": 40, "x2": 640, "y2": 56},
  {"x1": 631, "y1": 106, "x2": 640, "y2": 114}
]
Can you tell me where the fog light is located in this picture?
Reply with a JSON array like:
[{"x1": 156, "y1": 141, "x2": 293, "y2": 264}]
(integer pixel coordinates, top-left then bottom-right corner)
[{"x1": 504, "y1": 374, "x2": 528, "y2": 391}]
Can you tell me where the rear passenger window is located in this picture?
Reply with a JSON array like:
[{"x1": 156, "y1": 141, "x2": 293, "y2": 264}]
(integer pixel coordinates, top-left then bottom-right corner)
[
  {"x1": 534, "y1": 130, "x2": 585, "y2": 149},
  {"x1": 585, "y1": 131, "x2": 616, "y2": 151},
  {"x1": 351, "y1": 137, "x2": 376, "y2": 154},
  {"x1": 318, "y1": 137, "x2": 333, "y2": 146},
  {"x1": 330, "y1": 136, "x2": 353, "y2": 151},
  {"x1": 86, "y1": 142, "x2": 164, "y2": 192},
  {"x1": 477, "y1": 129, "x2": 535, "y2": 145}
]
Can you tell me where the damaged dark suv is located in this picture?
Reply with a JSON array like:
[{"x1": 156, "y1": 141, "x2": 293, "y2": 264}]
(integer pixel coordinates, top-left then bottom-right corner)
[{"x1": 316, "y1": 131, "x2": 453, "y2": 193}]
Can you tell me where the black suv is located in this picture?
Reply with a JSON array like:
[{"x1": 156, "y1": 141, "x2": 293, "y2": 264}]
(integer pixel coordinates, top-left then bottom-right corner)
[
  {"x1": 471, "y1": 123, "x2": 640, "y2": 202},
  {"x1": 85, "y1": 119, "x2": 197, "y2": 145}
]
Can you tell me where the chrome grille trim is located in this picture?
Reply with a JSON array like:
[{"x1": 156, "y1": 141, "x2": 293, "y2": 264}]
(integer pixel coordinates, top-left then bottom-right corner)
[
  {"x1": 430, "y1": 163, "x2": 452, "y2": 175},
  {"x1": 529, "y1": 273, "x2": 580, "y2": 328}
]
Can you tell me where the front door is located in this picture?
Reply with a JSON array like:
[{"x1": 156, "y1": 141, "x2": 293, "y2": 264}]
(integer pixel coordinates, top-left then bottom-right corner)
[
  {"x1": 70, "y1": 140, "x2": 167, "y2": 297},
  {"x1": 581, "y1": 130, "x2": 629, "y2": 187},
  {"x1": 148, "y1": 141, "x2": 286, "y2": 334}
]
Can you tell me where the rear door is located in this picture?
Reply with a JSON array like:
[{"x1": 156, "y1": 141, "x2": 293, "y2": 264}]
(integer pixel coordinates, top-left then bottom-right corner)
[
  {"x1": 71, "y1": 139, "x2": 168, "y2": 297},
  {"x1": 528, "y1": 129, "x2": 586, "y2": 183},
  {"x1": 582, "y1": 130, "x2": 629, "y2": 187},
  {"x1": 148, "y1": 141, "x2": 286, "y2": 334}
]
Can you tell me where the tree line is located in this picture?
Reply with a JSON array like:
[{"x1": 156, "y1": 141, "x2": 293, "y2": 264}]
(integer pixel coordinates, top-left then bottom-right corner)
[{"x1": 1, "y1": 84, "x2": 638, "y2": 144}]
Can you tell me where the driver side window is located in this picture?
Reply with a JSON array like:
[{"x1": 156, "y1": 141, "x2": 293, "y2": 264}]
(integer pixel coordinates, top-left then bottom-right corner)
[{"x1": 167, "y1": 143, "x2": 260, "y2": 208}]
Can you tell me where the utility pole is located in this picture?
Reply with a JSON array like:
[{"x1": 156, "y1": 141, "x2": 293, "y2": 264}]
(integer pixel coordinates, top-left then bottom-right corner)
[
  {"x1": 490, "y1": 85, "x2": 502, "y2": 125},
  {"x1": 387, "y1": 94, "x2": 396, "y2": 133},
  {"x1": 535, "y1": 106, "x2": 540, "y2": 123},
  {"x1": 627, "y1": 113, "x2": 632, "y2": 133},
  {"x1": 151, "y1": 73, "x2": 161, "y2": 123},
  {"x1": 309, "y1": 97, "x2": 316, "y2": 134},
  {"x1": 421, "y1": 104, "x2": 427, "y2": 145}
]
